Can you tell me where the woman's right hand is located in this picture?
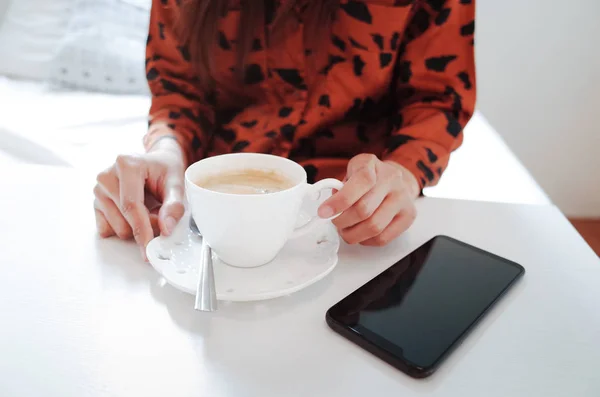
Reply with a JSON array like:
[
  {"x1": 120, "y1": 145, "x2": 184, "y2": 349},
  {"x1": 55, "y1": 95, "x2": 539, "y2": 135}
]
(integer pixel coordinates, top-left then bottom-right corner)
[{"x1": 93, "y1": 138, "x2": 187, "y2": 259}]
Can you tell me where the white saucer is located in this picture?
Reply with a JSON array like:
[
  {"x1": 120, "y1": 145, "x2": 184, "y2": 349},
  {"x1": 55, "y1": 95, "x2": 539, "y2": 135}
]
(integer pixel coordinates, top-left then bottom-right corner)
[{"x1": 146, "y1": 213, "x2": 340, "y2": 301}]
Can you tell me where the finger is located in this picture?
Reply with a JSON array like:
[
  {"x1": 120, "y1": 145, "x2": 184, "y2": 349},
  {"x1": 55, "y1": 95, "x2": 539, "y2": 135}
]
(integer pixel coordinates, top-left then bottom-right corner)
[
  {"x1": 96, "y1": 168, "x2": 121, "y2": 204},
  {"x1": 94, "y1": 192, "x2": 133, "y2": 240},
  {"x1": 94, "y1": 208, "x2": 115, "y2": 238},
  {"x1": 158, "y1": 173, "x2": 185, "y2": 236},
  {"x1": 318, "y1": 163, "x2": 377, "y2": 218},
  {"x1": 332, "y1": 183, "x2": 389, "y2": 230},
  {"x1": 339, "y1": 193, "x2": 403, "y2": 245},
  {"x1": 115, "y1": 155, "x2": 154, "y2": 249},
  {"x1": 347, "y1": 153, "x2": 378, "y2": 175},
  {"x1": 361, "y1": 206, "x2": 417, "y2": 247},
  {"x1": 150, "y1": 213, "x2": 161, "y2": 237}
]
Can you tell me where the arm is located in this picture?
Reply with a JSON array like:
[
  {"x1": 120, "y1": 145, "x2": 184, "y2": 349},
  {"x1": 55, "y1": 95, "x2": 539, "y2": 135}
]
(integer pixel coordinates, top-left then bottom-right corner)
[
  {"x1": 143, "y1": 0, "x2": 215, "y2": 166},
  {"x1": 384, "y1": 0, "x2": 476, "y2": 190},
  {"x1": 320, "y1": 0, "x2": 475, "y2": 245}
]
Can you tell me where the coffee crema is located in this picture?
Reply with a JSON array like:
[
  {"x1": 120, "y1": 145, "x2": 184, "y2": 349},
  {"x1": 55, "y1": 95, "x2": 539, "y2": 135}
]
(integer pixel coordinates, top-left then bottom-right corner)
[{"x1": 194, "y1": 168, "x2": 296, "y2": 195}]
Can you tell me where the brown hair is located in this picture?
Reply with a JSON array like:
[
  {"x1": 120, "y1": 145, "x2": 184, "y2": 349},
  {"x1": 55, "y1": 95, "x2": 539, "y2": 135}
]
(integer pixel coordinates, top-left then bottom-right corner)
[{"x1": 177, "y1": 0, "x2": 338, "y2": 93}]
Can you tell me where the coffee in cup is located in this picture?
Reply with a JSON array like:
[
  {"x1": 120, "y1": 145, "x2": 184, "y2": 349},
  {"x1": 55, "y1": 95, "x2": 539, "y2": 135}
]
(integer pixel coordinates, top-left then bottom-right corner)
[
  {"x1": 193, "y1": 168, "x2": 295, "y2": 195},
  {"x1": 185, "y1": 153, "x2": 344, "y2": 268}
]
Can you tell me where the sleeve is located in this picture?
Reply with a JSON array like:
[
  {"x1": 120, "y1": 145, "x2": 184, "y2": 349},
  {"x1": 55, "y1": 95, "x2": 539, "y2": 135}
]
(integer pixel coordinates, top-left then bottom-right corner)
[
  {"x1": 383, "y1": 0, "x2": 476, "y2": 190},
  {"x1": 143, "y1": 0, "x2": 215, "y2": 165}
]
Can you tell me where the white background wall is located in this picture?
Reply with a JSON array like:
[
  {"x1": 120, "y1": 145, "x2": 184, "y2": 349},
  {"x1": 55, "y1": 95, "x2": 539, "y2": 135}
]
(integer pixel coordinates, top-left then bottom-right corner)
[{"x1": 475, "y1": 0, "x2": 600, "y2": 218}]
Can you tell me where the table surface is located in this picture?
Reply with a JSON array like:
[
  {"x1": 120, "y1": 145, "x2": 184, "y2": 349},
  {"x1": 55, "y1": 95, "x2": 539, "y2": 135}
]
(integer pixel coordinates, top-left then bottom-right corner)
[{"x1": 1, "y1": 166, "x2": 598, "y2": 397}]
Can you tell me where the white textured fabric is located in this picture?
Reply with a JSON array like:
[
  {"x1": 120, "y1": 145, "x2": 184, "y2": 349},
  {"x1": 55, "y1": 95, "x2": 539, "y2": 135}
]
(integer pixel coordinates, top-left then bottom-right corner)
[
  {"x1": 0, "y1": 0, "x2": 11, "y2": 29},
  {"x1": 48, "y1": 0, "x2": 151, "y2": 95},
  {"x1": 0, "y1": 0, "x2": 74, "y2": 80}
]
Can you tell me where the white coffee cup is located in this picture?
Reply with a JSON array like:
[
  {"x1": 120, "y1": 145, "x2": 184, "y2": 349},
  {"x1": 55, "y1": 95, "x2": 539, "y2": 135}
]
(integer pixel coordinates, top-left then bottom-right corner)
[{"x1": 185, "y1": 153, "x2": 344, "y2": 268}]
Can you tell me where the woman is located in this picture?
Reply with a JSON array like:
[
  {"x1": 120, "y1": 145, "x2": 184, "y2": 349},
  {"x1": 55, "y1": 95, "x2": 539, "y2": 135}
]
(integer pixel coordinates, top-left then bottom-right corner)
[{"x1": 94, "y1": 0, "x2": 476, "y2": 258}]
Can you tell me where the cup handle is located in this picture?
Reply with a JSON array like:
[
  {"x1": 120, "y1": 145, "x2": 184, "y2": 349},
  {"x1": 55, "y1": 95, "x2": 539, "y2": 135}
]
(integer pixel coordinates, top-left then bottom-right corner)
[{"x1": 290, "y1": 178, "x2": 344, "y2": 239}]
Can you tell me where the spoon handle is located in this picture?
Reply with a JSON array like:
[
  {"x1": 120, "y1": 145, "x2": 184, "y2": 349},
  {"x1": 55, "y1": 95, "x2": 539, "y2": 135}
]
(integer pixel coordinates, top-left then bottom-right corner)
[{"x1": 194, "y1": 239, "x2": 218, "y2": 311}]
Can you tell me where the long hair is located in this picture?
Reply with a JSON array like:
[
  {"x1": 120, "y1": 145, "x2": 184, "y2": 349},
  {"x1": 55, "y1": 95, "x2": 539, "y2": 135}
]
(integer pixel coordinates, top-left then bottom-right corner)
[{"x1": 177, "y1": 0, "x2": 338, "y2": 93}]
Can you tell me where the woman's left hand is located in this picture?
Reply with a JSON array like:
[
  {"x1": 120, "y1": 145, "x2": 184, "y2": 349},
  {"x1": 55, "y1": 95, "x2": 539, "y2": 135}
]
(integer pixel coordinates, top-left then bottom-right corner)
[{"x1": 318, "y1": 154, "x2": 420, "y2": 246}]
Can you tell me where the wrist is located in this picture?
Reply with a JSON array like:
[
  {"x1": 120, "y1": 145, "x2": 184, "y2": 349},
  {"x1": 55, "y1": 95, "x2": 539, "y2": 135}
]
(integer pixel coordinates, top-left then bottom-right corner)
[
  {"x1": 146, "y1": 123, "x2": 188, "y2": 162},
  {"x1": 149, "y1": 136, "x2": 187, "y2": 167}
]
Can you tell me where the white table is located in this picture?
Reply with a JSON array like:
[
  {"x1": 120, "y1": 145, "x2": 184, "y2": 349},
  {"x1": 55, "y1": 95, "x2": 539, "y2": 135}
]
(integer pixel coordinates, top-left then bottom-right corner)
[{"x1": 1, "y1": 166, "x2": 598, "y2": 397}]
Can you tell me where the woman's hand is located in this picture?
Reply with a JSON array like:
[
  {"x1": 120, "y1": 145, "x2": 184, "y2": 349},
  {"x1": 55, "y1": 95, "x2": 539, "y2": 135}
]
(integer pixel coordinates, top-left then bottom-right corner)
[
  {"x1": 318, "y1": 154, "x2": 419, "y2": 247},
  {"x1": 93, "y1": 138, "x2": 186, "y2": 258}
]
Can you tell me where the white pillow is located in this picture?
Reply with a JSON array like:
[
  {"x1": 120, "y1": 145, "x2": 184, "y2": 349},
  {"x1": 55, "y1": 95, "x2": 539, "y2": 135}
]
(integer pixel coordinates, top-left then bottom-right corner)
[
  {"x1": 48, "y1": 0, "x2": 151, "y2": 95},
  {"x1": 0, "y1": 0, "x2": 74, "y2": 80},
  {"x1": 0, "y1": 1, "x2": 11, "y2": 29}
]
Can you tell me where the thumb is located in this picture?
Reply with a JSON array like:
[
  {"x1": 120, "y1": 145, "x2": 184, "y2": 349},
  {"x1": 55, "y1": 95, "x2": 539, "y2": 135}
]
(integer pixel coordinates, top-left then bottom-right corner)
[{"x1": 158, "y1": 173, "x2": 185, "y2": 236}]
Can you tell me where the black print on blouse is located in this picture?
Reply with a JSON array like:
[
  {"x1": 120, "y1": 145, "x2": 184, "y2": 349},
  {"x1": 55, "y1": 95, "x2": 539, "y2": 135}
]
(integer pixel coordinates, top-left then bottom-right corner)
[
  {"x1": 461, "y1": 20, "x2": 475, "y2": 36},
  {"x1": 425, "y1": 55, "x2": 457, "y2": 72},
  {"x1": 244, "y1": 64, "x2": 265, "y2": 84},
  {"x1": 147, "y1": 68, "x2": 159, "y2": 81},
  {"x1": 158, "y1": 22, "x2": 166, "y2": 40},
  {"x1": 371, "y1": 34, "x2": 384, "y2": 50},
  {"x1": 332, "y1": 35, "x2": 347, "y2": 52},
  {"x1": 340, "y1": 1, "x2": 373, "y2": 24},
  {"x1": 435, "y1": 8, "x2": 451, "y2": 25},
  {"x1": 232, "y1": 140, "x2": 250, "y2": 152},
  {"x1": 353, "y1": 55, "x2": 366, "y2": 76},
  {"x1": 318, "y1": 95, "x2": 331, "y2": 108},
  {"x1": 241, "y1": 120, "x2": 258, "y2": 128},
  {"x1": 398, "y1": 61, "x2": 412, "y2": 83},
  {"x1": 418, "y1": 160, "x2": 435, "y2": 182},
  {"x1": 426, "y1": 148, "x2": 438, "y2": 163},
  {"x1": 280, "y1": 124, "x2": 297, "y2": 141},
  {"x1": 218, "y1": 31, "x2": 231, "y2": 50},
  {"x1": 457, "y1": 71, "x2": 472, "y2": 90},
  {"x1": 321, "y1": 55, "x2": 346, "y2": 75},
  {"x1": 387, "y1": 134, "x2": 414, "y2": 151},
  {"x1": 274, "y1": 69, "x2": 308, "y2": 90},
  {"x1": 348, "y1": 37, "x2": 368, "y2": 50},
  {"x1": 444, "y1": 112, "x2": 462, "y2": 137},
  {"x1": 279, "y1": 107, "x2": 293, "y2": 118},
  {"x1": 178, "y1": 46, "x2": 191, "y2": 62}
]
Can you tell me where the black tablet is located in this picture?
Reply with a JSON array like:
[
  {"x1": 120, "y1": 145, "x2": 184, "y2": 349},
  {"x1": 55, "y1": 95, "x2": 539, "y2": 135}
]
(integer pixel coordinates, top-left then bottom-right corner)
[{"x1": 326, "y1": 235, "x2": 525, "y2": 378}]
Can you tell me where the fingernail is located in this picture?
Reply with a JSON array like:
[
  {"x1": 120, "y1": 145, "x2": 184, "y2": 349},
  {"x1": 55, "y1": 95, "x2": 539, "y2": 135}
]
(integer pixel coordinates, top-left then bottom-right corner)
[
  {"x1": 319, "y1": 206, "x2": 334, "y2": 218},
  {"x1": 165, "y1": 216, "x2": 177, "y2": 235}
]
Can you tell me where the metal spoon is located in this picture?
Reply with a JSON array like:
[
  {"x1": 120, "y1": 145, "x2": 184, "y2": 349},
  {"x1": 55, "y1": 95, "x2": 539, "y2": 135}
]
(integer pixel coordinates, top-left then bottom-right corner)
[{"x1": 189, "y1": 217, "x2": 218, "y2": 311}]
